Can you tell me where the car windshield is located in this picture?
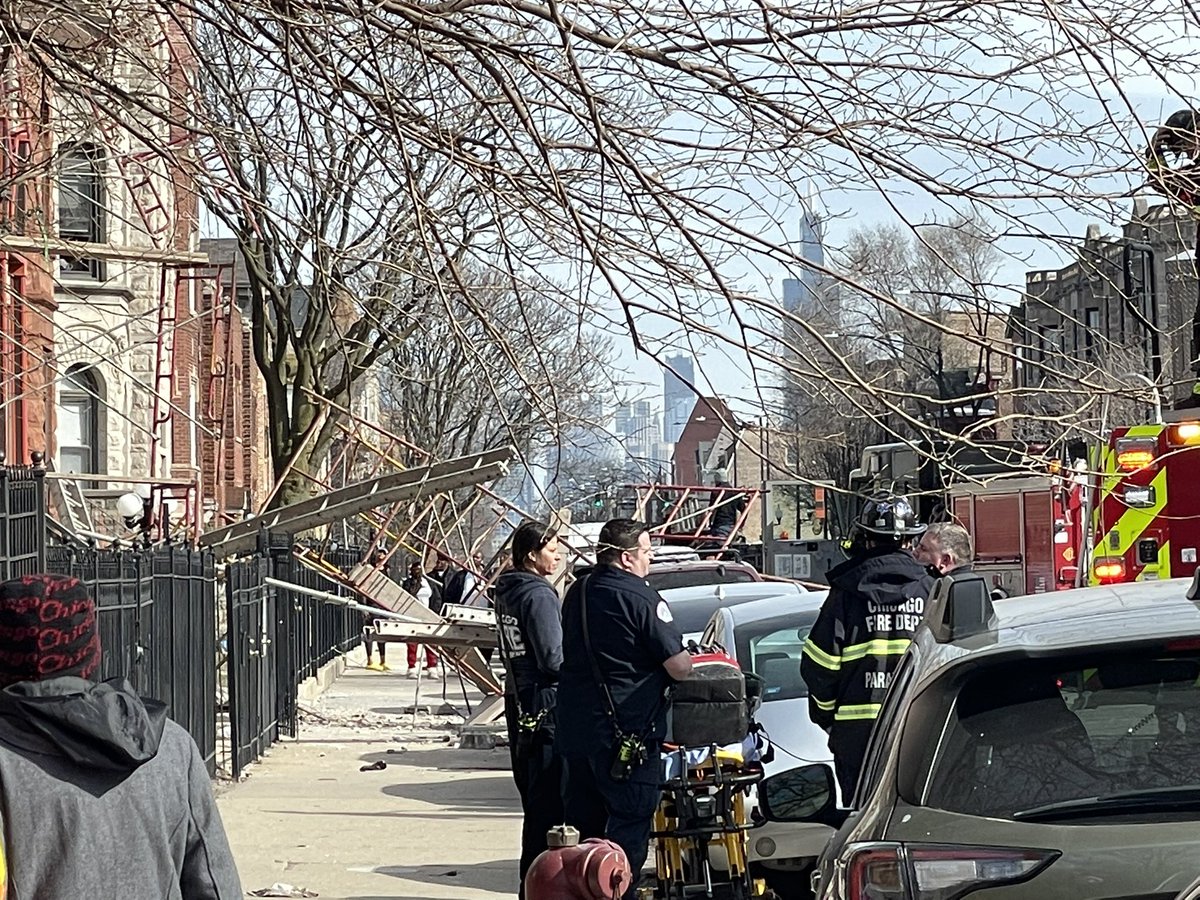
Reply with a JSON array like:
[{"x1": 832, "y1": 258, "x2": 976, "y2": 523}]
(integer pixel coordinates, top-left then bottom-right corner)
[
  {"x1": 734, "y1": 611, "x2": 818, "y2": 702},
  {"x1": 648, "y1": 567, "x2": 757, "y2": 592},
  {"x1": 915, "y1": 651, "x2": 1200, "y2": 823}
]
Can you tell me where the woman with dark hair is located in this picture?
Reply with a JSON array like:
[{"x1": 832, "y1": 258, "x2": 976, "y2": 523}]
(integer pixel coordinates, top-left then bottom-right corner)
[{"x1": 494, "y1": 520, "x2": 564, "y2": 897}]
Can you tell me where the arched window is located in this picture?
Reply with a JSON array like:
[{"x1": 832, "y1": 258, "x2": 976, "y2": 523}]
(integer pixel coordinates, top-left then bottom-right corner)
[
  {"x1": 58, "y1": 144, "x2": 106, "y2": 279},
  {"x1": 57, "y1": 365, "x2": 103, "y2": 475}
]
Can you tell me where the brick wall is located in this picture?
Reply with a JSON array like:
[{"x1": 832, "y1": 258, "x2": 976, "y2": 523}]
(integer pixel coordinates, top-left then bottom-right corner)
[
  {"x1": 196, "y1": 281, "x2": 270, "y2": 523},
  {"x1": 2, "y1": 52, "x2": 58, "y2": 464}
]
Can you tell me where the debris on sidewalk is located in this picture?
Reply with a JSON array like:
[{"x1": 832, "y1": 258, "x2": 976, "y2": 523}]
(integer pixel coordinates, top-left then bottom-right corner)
[
  {"x1": 247, "y1": 883, "x2": 319, "y2": 897},
  {"x1": 359, "y1": 760, "x2": 387, "y2": 772}
]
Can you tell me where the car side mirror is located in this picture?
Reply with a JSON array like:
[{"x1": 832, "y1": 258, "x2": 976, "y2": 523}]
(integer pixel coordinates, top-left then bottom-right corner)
[{"x1": 759, "y1": 764, "x2": 835, "y2": 822}]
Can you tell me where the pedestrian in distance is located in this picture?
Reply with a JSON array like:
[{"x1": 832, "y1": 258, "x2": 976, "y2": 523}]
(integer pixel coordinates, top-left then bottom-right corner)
[
  {"x1": 557, "y1": 518, "x2": 694, "y2": 900},
  {"x1": 402, "y1": 560, "x2": 439, "y2": 678},
  {"x1": 800, "y1": 493, "x2": 934, "y2": 803},
  {"x1": 426, "y1": 554, "x2": 451, "y2": 616},
  {"x1": 0, "y1": 574, "x2": 243, "y2": 899},
  {"x1": 494, "y1": 521, "x2": 566, "y2": 898},
  {"x1": 706, "y1": 469, "x2": 747, "y2": 539},
  {"x1": 363, "y1": 547, "x2": 391, "y2": 671}
]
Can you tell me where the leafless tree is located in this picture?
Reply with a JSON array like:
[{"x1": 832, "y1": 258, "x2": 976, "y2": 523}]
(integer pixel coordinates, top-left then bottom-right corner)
[
  {"x1": 837, "y1": 215, "x2": 1009, "y2": 439},
  {"x1": 7, "y1": 0, "x2": 1200, "y2": 510},
  {"x1": 381, "y1": 267, "x2": 615, "y2": 464}
]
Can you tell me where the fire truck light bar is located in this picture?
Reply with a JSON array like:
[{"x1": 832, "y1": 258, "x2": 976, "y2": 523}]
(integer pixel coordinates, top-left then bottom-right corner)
[
  {"x1": 1093, "y1": 557, "x2": 1126, "y2": 583},
  {"x1": 1115, "y1": 440, "x2": 1157, "y2": 472},
  {"x1": 1124, "y1": 485, "x2": 1157, "y2": 508},
  {"x1": 1169, "y1": 422, "x2": 1200, "y2": 445}
]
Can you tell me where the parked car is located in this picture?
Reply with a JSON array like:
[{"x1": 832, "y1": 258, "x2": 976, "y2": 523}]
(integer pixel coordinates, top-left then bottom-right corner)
[
  {"x1": 760, "y1": 574, "x2": 1200, "y2": 899},
  {"x1": 564, "y1": 523, "x2": 702, "y2": 575},
  {"x1": 647, "y1": 559, "x2": 762, "y2": 593},
  {"x1": 660, "y1": 580, "x2": 808, "y2": 643},
  {"x1": 699, "y1": 592, "x2": 838, "y2": 889}
]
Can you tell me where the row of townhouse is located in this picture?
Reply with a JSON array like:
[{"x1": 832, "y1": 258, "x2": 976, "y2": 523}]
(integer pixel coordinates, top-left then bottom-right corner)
[
  {"x1": 0, "y1": 24, "x2": 271, "y2": 537},
  {"x1": 1010, "y1": 200, "x2": 1199, "y2": 432}
]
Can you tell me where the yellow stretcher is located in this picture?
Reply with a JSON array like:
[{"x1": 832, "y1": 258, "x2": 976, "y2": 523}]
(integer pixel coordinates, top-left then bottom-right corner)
[{"x1": 645, "y1": 741, "x2": 769, "y2": 900}]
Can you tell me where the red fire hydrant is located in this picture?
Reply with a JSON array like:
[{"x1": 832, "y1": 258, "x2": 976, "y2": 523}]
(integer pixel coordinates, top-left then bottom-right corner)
[{"x1": 524, "y1": 825, "x2": 633, "y2": 900}]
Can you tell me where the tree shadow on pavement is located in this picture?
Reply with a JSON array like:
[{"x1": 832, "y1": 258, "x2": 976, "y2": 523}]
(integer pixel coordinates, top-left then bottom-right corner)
[
  {"x1": 380, "y1": 773, "x2": 520, "y2": 813},
  {"x1": 345, "y1": 858, "x2": 515, "y2": 895}
]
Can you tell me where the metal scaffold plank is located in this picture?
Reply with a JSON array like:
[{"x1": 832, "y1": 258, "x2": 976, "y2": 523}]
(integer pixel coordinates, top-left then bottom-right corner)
[
  {"x1": 199, "y1": 446, "x2": 514, "y2": 554},
  {"x1": 348, "y1": 563, "x2": 503, "y2": 695}
]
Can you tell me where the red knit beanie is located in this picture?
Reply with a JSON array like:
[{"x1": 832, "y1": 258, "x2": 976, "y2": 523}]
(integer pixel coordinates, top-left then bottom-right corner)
[{"x1": 0, "y1": 575, "x2": 100, "y2": 688}]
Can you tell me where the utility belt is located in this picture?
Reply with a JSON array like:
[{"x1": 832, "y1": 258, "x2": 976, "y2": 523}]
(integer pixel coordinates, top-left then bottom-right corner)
[
  {"x1": 515, "y1": 708, "x2": 549, "y2": 757},
  {"x1": 579, "y1": 577, "x2": 665, "y2": 783}
]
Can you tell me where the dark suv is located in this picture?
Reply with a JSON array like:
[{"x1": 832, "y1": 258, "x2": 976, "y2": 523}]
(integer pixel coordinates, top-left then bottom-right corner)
[{"x1": 760, "y1": 574, "x2": 1200, "y2": 899}]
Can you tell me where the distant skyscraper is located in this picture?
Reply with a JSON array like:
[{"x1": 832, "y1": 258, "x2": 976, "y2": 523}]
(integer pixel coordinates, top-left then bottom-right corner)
[
  {"x1": 663, "y1": 355, "x2": 695, "y2": 444},
  {"x1": 614, "y1": 400, "x2": 665, "y2": 474},
  {"x1": 782, "y1": 203, "x2": 827, "y2": 315}
]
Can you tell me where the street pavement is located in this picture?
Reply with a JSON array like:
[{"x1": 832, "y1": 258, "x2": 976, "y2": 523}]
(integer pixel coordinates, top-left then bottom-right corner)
[{"x1": 218, "y1": 650, "x2": 521, "y2": 900}]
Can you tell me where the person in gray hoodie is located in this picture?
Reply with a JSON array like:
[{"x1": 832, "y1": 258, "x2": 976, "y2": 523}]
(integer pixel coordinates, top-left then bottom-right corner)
[
  {"x1": 494, "y1": 521, "x2": 564, "y2": 897},
  {"x1": 0, "y1": 573, "x2": 243, "y2": 900}
]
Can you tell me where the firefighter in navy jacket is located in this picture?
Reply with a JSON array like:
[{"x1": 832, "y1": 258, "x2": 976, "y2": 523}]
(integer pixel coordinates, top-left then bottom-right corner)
[{"x1": 800, "y1": 493, "x2": 934, "y2": 801}]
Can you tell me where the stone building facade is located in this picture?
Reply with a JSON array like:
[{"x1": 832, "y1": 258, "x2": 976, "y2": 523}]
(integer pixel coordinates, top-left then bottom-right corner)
[
  {"x1": 1011, "y1": 201, "x2": 1197, "y2": 433},
  {"x1": 2, "y1": 11, "x2": 271, "y2": 535}
]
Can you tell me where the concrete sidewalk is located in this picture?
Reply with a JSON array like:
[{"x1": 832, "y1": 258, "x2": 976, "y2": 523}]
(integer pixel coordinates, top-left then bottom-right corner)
[{"x1": 219, "y1": 651, "x2": 520, "y2": 900}]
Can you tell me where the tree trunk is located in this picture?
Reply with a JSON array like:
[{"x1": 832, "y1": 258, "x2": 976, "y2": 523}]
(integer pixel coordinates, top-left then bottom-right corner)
[{"x1": 267, "y1": 459, "x2": 319, "y2": 512}]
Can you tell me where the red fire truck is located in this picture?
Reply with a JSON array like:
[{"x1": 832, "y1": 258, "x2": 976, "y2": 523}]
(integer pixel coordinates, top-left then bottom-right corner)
[
  {"x1": 1088, "y1": 421, "x2": 1200, "y2": 585},
  {"x1": 948, "y1": 469, "x2": 1086, "y2": 596}
]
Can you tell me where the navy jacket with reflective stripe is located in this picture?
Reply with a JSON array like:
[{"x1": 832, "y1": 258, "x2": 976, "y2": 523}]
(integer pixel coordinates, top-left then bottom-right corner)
[{"x1": 801, "y1": 548, "x2": 933, "y2": 730}]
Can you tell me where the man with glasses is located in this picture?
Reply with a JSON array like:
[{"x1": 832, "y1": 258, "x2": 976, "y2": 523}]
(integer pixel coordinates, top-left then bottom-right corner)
[{"x1": 556, "y1": 518, "x2": 693, "y2": 899}]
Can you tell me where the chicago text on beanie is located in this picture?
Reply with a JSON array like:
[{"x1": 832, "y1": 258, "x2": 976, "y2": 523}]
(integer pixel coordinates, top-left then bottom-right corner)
[{"x1": 0, "y1": 575, "x2": 100, "y2": 687}]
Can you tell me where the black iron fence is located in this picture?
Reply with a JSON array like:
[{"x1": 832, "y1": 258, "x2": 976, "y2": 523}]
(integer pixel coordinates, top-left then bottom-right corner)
[
  {"x1": 0, "y1": 463, "x2": 369, "y2": 781},
  {"x1": 0, "y1": 461, "x2": 45, "y2": 580},
  {"x1": 225, "y1": 537, "x2": 363, "y2": 778},
  {"x1": 44, "y1": 544, "x2": 219, "y2": 774}
]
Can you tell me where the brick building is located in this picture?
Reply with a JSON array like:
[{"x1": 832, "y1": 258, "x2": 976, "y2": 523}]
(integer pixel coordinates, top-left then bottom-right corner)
[
  {"x1": 672, "y1": 396, "x2": 735, "y2": 485},
  {"x1": 2, "y1": 14, "x2": 270, "y2": 536},
  {"x1": 1010, "y1": 201, "x2": 1197, "y2": 430},
  {"x1": 197, "y1": 239, "x2": 272, "y2": 524},
  {"x1": 0, "y1": 54, "x2": 58, "y2": 464}
]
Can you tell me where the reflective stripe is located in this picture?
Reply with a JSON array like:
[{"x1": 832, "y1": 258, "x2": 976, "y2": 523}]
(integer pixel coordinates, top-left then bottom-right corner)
[
  {"x1": 834, "y1": 703, "x2": 882, "y2": 721},
  {"x1": 802, "y1": 639, "x2": 841, "y2": 671},
  {"x1": 841, "y1": 638, "x2": 911, "y2": 662},
  {"x1": 812, "y1": 696, "x2": 837, "y2": 711}
]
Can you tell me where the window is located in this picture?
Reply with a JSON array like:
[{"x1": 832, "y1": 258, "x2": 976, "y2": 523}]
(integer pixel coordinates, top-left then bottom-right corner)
[
  {"x1": 58, "y1": 144, "x2": 105, "y2": 279},
  {"x1": 733, "y1": 612, "x2": 819, "y2": 702},
  {"x1": 1084, "y1": 307, "x2": 1100, "y2": 358},
  {"x1": 914, "y1": 652, "x2": 1200, "y2": 822},
  {"x1": 57, "y1": 365, "x2": 102, "y2": 475}
]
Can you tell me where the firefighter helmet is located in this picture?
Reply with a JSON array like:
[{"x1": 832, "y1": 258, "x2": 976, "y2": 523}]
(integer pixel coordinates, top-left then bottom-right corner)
[{"x1": 854, "y1": 493, "x2": 926, "y2": 539}]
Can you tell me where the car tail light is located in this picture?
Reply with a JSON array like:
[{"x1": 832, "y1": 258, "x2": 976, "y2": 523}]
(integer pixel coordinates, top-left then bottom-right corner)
[
  {"x1": 1092, "y1": 556, "x2": 1126, "y2": 583},
  {"x1": 1115, "y1": 438, "x2": 1157, "y2": 472},
  {"x1": 845, "y1": 843, "x2": 1058, "y2": 899}
]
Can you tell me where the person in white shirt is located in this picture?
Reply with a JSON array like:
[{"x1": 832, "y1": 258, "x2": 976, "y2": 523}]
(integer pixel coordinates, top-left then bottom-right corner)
[{"x1": 403, "y1": 561, "x2": 439, "y2": 677}]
